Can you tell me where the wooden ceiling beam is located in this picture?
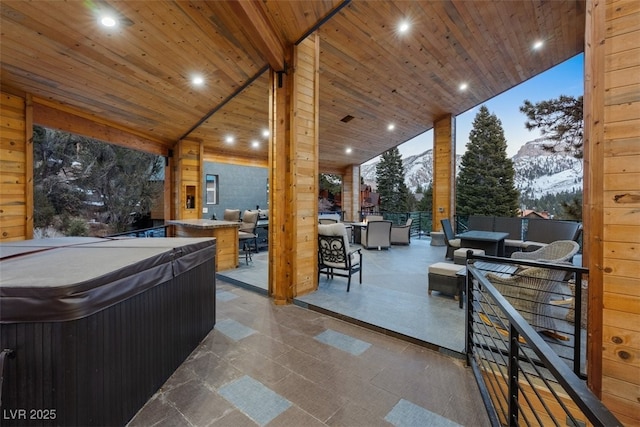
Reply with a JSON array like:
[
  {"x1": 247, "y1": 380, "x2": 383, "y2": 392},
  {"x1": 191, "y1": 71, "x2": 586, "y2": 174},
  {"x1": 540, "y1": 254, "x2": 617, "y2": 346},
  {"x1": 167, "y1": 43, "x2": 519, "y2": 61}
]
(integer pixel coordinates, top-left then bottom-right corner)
[
  {"x1": 228, "y1": 1, "x2": 286, "y2": 71},
  {"x1": 33, "y1": 101, "x2": 171, "y2": 157}
]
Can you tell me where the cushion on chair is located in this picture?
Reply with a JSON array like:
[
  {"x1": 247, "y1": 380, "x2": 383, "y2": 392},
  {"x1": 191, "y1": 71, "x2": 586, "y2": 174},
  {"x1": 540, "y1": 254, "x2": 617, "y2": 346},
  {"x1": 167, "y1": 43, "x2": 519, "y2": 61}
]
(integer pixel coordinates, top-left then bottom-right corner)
[
  {"x1": 240, "y1": 210, "x2": 259, "y2": 232},
  {"x1": 318, "y1": 223, "x2": 360, "y2": 268},
  {"x1": 454, "y1": 248, "x2": 485, "y2": 264},
  {"x1": 223, "y1": 209, "x2": 241, "y2": 222},
  {"x1": 448, "y1": 238, "x2": 461, "y2": 248},
  {"x1": 319, "y1": 223, "x2": 352, "y2": 257},
  {"x1": 429, "y1": 262, "x2": 465, "y2": 277}
]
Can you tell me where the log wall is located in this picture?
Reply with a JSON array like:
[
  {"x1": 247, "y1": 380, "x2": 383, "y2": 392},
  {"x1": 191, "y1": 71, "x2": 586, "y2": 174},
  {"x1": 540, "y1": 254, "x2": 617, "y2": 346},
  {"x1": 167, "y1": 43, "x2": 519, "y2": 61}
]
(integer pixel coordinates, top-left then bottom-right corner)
[
  {"x1": 585, "y1": 0, "x2": 640, "y2": 424},
  {"x1": 174, "y1": 139, "x2": 202, "y2": 220},
  {"x1": 0, "y1": 91, "x2": 31, "y2": 241},
  {"x1": 290, "y1": 34, "x2": 320, "y2": 296}
]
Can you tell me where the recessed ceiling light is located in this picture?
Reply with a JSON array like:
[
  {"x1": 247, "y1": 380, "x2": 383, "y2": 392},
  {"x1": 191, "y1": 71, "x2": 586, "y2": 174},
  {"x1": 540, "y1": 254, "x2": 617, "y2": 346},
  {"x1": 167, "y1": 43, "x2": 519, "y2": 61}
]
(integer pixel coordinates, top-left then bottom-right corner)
[
  {"x1": 345, "y1": 147, "x2": 352, "y2": 154},
  {"x1": 459, "y1": 82, "x2": 468, "y2": 91},
  {"x1": 398, "y1": 21, "x2": 410, "y2": 33},
  {"x1": 533, "y1": 40, "x2": 544, "y2": 50},
  {"x1": 192, "y1": 75, "x2": 204, "y2": 86},
  {"x1": 225, "y1": 136, "x2": 234, "y2": 144},
  {"x1": 262, "y1": 129, "x2": 270, "y2": 138},
  {"x1": 251, "y1": 141, "x2": 260, "y2": 148},
  {"x1": 387, "y1": 123, "x2": 395, "y2": 131},
  {"x1": 100, "y1": 15, "x2": 117, "y2": 27}
]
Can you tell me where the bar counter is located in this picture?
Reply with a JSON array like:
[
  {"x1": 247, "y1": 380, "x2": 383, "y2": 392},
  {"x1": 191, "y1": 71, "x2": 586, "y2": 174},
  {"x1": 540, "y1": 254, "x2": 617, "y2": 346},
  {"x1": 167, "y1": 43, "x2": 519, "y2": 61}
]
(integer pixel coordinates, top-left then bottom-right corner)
[{"x1": 168, "y1": 219, "x2": 241, "y2": 270}]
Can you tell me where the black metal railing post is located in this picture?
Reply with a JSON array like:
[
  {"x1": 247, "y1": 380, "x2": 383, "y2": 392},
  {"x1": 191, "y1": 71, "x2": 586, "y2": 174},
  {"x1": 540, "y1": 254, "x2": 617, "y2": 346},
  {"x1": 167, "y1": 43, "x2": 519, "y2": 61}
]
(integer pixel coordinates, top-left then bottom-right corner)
[
  {"x1": 508, "y1": 325, "x2": 519, "y2": 427},
  {"x1": 574, "y1": 270, "x2": 584, "y2": 378}
]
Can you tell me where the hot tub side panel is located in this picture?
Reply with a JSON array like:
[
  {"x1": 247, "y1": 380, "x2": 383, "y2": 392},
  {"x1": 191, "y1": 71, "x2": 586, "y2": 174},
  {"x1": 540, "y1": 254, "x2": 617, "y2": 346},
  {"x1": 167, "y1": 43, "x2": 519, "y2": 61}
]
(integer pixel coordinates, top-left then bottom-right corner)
[{"x1": 0, "y1": 256, "x2": 216, "y2": 426}]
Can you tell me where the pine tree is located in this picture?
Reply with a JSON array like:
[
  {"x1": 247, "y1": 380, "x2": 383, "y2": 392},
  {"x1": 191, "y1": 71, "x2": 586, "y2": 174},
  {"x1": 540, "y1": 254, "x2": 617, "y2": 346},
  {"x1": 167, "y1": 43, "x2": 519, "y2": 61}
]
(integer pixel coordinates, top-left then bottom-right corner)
[
  {"x1": 375, "y1": 147, "x2": 410, "y2": 212},
  {"x1": 520, "y1": 95, "x2": 583, "y2": 158},
  {"x1": 456, "y1": 106, "x2": 519, "y2": 217}
]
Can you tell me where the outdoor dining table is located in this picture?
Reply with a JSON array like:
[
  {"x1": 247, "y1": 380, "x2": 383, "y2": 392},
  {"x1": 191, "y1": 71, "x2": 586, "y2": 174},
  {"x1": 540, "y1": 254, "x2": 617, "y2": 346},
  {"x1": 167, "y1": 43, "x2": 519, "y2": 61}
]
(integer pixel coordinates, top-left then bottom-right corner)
[
  {"x1": 459, "y1": 230, "x2": 509, "y2": 257},
  {"x1": 345, "y1": 221, "x2": 367, "y2": 244}
]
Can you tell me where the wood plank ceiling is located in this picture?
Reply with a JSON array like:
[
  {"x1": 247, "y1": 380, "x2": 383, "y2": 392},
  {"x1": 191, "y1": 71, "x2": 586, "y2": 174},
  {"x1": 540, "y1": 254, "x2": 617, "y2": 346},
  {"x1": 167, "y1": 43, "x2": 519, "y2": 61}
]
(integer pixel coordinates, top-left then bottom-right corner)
[{"x1": 0, "y1": 0, "x2": 585, "y2": 172}]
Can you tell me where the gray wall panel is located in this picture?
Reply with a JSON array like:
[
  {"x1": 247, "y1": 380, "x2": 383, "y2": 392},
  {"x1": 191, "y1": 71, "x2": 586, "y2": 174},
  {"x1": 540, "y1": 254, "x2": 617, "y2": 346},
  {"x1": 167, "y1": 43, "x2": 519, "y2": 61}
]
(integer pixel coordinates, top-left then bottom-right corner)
[{"x1": 202, "y1": 162, "x2": 268, "y2": 219}]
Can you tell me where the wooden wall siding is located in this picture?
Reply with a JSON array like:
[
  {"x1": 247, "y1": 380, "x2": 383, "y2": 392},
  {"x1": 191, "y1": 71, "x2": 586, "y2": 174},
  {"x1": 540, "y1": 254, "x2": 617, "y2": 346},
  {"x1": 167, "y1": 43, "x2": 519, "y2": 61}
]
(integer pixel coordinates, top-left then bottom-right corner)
[
  {"x1": 32, "y1": 101, "x2": 170, "y2": 157},
  {"x1": 292, "y1": 35, "x2": 320, "y2": 296},
  {"x1": 585, "y1": 0, "x2": 640, "y2": 424},
  {"x1": 174, "y1": 140, "x2": 201, "y2": 220},
  {"x1": 0, "y1": 91, "x2": 30, "y2": 241},
  {"x1": 432, "y1": 115, "x2": 455, "y2": 231},
  {"x1": 600, "y1": 1, "x2": 640, "y2": 424}
]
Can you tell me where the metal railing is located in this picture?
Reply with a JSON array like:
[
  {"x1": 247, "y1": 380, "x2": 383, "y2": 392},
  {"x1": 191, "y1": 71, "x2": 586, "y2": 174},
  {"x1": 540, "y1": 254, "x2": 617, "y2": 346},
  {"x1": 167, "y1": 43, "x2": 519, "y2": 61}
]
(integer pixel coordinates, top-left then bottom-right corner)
[
  {"x1": 358, "y1": 210, "x2": 433, "y2": 238},
  {"x1": 464, "y1": 255, "x2": 620, "y2": 426},
  {"x1": 107, "y1": 224, "x2": 170, "y2": 238}
]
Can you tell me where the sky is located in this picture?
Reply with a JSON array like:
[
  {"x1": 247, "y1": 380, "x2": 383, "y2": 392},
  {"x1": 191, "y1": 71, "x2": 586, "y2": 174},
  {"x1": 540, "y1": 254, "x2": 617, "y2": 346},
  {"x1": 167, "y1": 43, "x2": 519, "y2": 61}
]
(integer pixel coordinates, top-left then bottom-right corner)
[{"x1": 378, "y1": 53, "x2": 584, "y2": 161}]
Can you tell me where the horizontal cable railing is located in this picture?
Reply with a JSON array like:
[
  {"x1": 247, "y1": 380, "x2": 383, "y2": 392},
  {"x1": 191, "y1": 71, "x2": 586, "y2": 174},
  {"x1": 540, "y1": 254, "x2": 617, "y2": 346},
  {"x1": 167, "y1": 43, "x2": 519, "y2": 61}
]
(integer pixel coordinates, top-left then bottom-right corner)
[
  {"x1": 359, "y1": 210, "x2": 433, "y2": 238},
  {"x1": 107, "y1": 224, "x2": 169, "y2": 238},
  {"x1": 464, "y1": 255, "x2": 620, "y2": 426}
]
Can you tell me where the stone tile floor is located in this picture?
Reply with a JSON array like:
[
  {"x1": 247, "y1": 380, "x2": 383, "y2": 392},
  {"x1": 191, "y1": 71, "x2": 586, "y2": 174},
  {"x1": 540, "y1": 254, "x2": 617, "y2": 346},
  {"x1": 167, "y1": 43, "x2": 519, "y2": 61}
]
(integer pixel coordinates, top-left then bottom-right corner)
[
  {"x1": 218, "y1": 237, "x2": 467, "y2": 354},
  {"x1": 128, "y1": 282, "x2": 490, "y2": 426}
]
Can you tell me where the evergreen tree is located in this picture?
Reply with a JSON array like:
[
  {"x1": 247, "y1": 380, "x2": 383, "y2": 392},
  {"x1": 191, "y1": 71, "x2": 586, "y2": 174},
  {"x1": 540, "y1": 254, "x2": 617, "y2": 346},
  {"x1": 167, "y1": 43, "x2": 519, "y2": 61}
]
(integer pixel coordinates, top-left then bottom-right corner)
[
  {"x1": 520, "y1": 95, "x2": 583, "y2": 158},
  {"x1": 33, "y1": 125, "x2": 163, "y2": 235},
  {"x1": 457, "y1": 106, "x2": 519, "y2": 217},
  {"x1": 417, "y1": 183, "x2": 432, "y2": 212},
  {"x1": 375, "y1": 147, "x2": 410, "y2": 212}
]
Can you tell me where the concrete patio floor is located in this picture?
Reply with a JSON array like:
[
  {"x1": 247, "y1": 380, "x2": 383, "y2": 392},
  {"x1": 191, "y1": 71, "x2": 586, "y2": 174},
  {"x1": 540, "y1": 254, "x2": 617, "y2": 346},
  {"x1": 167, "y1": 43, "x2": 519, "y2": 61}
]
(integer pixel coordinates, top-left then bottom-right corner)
[{"x1": 217, "y1": 236, "x2": 467, "y2": 357}]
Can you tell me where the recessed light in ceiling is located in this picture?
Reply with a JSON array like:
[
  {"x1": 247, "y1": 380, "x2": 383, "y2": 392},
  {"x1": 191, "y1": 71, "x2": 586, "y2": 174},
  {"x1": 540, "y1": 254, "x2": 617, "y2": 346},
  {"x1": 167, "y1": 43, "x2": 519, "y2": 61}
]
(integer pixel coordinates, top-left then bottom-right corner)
[
  {"x1": 387, "y1": 123, "x2": 395, "y2": 131},
  {"x1": 192, "y1": 75, "x2": 204, "y2": 86},
  {"x1": 345, "y1": 147, "x2": 352, "y2": 154},
  {"x1": 225, "y1": 136, "x2": 234, "y2": 144},
  {"x1": 398, "y1": 21, "x2": 410, "y2": 33},
  {"x1": 459, "y1": 82, "x2": 468, "y2": 91},
  {"x1": 340, "y1": 115, "x2": 355, "y2": 123},
  {"x1": 533, "y1": 40, "x2": 544, "y2": 50},
  {"x1": 262, "y1": 129, "x2": 270, "y2": 138},
  {"x1": 251, "y1": 141, "x2": 260, "y2": 148},
  {"x1": 100, "y1": 15, "x2": 117, "y2": 27}
]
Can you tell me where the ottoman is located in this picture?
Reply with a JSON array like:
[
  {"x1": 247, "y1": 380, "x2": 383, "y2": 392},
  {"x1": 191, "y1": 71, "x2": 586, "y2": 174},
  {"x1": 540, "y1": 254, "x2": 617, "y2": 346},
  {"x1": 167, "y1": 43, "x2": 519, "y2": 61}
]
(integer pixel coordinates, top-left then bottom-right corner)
[
  {"x1": 454, "y1": 247, "x2": 485, "y2": 265},
  {"x1": 428, "y1": 262, "x2": 465, "y2": 303}
]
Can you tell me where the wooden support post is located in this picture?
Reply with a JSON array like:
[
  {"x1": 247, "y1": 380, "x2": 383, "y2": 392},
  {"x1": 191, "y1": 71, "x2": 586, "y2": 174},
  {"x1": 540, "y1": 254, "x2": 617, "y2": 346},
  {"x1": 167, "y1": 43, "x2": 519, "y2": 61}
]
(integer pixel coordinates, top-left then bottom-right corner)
[
  {"x1": 342, "y1": 165, "x2": 360, "y2": 222},
  {"x1": 269, "y1": 34, "x2": 320, "y2": 303},
  {"x1": 432, "y1": 114, "x2": 456, "y2": 232}
]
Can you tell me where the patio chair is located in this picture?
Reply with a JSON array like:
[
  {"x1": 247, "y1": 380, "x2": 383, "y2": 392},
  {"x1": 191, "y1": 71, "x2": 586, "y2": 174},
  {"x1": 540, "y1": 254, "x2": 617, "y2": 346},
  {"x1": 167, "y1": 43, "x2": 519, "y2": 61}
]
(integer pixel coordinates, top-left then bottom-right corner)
[
  {"x1": 440, "y1": 218, "x2": 461, "y2": 260},
  {"x1": 391, "y1": 218, "x2": 412, "y2": 245},
  {"x1": 361, "y1": 220, "x2": 392, "y2": 250},
  {"x1": 511, "y1": 240, "x2": 579, "y2": 264},
  {"x1": 318, "y1": 223, "x2": 362, "y2": 291},
  {"x1": 238, "y1": 210, "x2": 259, "y2": 262},
  {"x1": 223, "y1": 209, "x2": 241, "y2": 222},
  {"x1": 484, "y1": 264, "x2": 571, "y2": 338}
]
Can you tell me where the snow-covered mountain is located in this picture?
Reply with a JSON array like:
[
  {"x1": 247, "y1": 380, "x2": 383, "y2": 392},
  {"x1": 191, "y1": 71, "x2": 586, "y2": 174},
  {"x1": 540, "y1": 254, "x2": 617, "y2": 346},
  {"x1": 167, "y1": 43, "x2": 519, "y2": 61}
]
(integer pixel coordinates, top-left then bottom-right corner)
[{"x1": 360, "y1": 139, "x2": 583, "y2": 201}]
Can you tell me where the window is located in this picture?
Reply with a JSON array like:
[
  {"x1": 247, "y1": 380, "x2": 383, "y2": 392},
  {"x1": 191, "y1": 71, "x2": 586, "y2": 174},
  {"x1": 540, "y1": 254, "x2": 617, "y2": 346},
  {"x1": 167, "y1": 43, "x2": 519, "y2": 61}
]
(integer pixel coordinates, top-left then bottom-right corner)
[{"x1": 206, "y1": 174, "x2": 218, "y2": 204}]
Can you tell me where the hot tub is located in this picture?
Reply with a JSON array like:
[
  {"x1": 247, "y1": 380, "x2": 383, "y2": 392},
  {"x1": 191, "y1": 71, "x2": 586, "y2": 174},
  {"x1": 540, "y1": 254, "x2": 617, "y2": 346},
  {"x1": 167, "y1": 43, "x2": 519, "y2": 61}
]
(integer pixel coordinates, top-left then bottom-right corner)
[{"x1": 0, "y1": 237, "x2": 216, "y2": 426}]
